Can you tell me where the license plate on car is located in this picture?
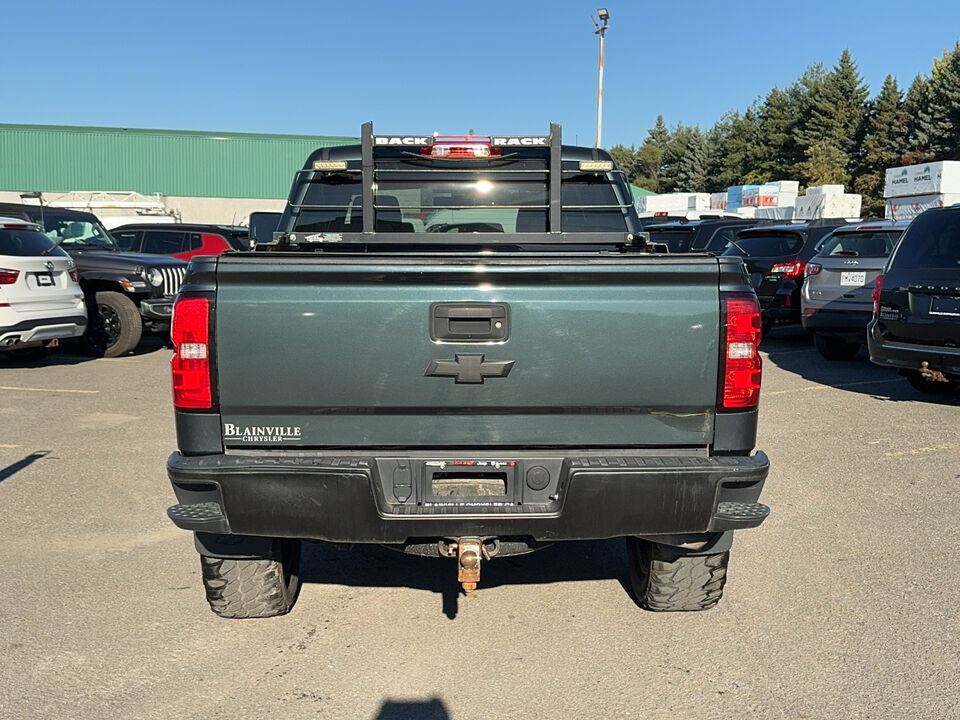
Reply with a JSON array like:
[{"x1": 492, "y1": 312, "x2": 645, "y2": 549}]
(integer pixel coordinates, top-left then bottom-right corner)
[
  {"x1": 840, "y1": 271, "x2": 866, "y2": 286},
  {"x1": 930, "y1": 296, "x2": 960, "y2": 316},
  {"x1": 35, "y1": 273, "x2": 54, "y2": 286}
]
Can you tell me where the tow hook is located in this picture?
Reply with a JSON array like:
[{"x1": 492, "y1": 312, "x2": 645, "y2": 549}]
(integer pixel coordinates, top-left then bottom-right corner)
[
  {"x1": 919, "y1": 361, "x2": 949, "y2": 383},
  {"x1": 439, "y1": 537, "x2": 498, "y2": 592}
]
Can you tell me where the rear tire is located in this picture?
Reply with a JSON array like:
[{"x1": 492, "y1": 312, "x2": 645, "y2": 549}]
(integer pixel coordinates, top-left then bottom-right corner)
[
  {"x1": 813, "y1": 333, "x2": 860, "y2": 361},
  {"x1": 200, "y1": 539, "x2": 302, "y2": 619},
  {"x1": 906, "y1": 371, "x2": 958, "y2": 395},
  {"x1": 95, "y1": 291, "x2": 142, "y2": 358},
  {"x1": 625, "y1": 537, "x2": 728, "y2": 612}
]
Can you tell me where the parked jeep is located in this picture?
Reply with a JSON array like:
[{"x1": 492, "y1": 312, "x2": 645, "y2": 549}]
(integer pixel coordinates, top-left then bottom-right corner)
[{"x1": 0, "y1": 203, "x2": 188, "y2": 357}]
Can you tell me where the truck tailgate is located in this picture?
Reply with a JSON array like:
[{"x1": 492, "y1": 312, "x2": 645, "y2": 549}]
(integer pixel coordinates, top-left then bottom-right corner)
[{"x1": 215, "y1": 255, "x2": 721, "y2": 448}]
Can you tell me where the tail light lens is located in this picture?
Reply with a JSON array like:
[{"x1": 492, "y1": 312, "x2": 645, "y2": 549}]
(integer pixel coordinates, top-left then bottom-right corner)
[
  {"x1": 0, "y1": 268, "x2": 20, "y2": 284},
  {"x1": 804, "y1": 263, "x2": 821, "y2": 277},
  {"x1": 872, "y1": 274, "x2": 885, "y2": 316},
  {"x1": 68, "y1": 269, "x2": 79, "y2": 283},
  {"x1": 720, "y1": 295, "x2": 762, "y2": 410},
  {"x1": 171, "y1": 296, "x2": 212, "y2": 409},
  {"x1": 770, "y1": 261, "x2": 805, "y2": 279}
]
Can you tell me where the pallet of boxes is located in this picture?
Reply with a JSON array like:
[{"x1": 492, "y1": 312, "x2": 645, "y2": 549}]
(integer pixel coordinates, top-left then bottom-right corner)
[
  {"x1": 792, "y1": 185, "x2": 861, "y2": 219},
  {"x1": 884, "y1": 161, "x2": 960, "y2": 220}
]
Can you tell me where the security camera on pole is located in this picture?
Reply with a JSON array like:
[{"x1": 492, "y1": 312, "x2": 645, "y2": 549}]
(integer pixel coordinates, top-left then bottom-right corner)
[{"x1": 592, "y1": 8, "x2": 610, "y2": 149}]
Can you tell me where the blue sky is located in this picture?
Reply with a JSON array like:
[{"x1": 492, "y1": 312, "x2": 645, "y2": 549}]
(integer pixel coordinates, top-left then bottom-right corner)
[{"x1": 3, "y1": 1, "x2": 958, "y2": 148}]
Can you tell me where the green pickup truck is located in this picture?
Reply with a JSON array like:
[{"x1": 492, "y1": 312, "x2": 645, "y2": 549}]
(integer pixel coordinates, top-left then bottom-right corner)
[{"x1": 165, "y1": 124, "x2": 769, "y2": 618}]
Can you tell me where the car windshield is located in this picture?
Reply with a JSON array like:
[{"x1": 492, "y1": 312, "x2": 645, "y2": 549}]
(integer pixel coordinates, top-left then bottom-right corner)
[
  {"x1": 0, "y1": 228, "x2": 68, "y2": 257},
  {"x1": 722, "y1": 232, "x2": 804, "y2": 257},
  {"x1": 818, "y1": 230, "x2": 901, "y2": 258},
  {"x1": 42, "y1": 215, "x2": 118, "y2": 250},
  {"x1": 890, "y1": 211, "x2": 960, "y2": 270}
]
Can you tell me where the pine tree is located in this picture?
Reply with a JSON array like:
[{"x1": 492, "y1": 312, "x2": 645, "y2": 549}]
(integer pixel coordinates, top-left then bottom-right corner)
[
  {"x1": 902, "y1": 73, "x2": 934, "y2": 164},
  {"x1": 922, "y1": 43, "x2": 960, "y2": 160},
  {"x1": 795, "y1": 51, "x2": 868, "y2": 185},
  {"x1": 609, "y1": 144, "x2": 639, "y2": 185},
  {"x1": 705, "y1": 110, "x2": 759, "y2": 191},
  {"x1": 635, "y1": 115, "x2": 673, "y2": 191},
  {"x1": 673, "y1": 128, "x2": 709, "y2": 192},
  {"x1": 852, "y1": 75, "x2": 906, "y2": 216},
  {"x1": 801, "y1": 141, "x2": 850, "y2": 186}
]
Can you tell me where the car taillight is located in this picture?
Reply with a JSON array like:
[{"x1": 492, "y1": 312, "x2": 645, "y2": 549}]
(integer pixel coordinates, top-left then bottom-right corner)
[
  {"x1": 68, "y1": 269, "x2": 79, "y2": 283},
  {"x1": 804, "y1": 263, "x2": 821, "y2": 277},
  {"x1": 0, "y1": 268, "x2": 20, "y2": 284},
  {"x1": 720, "y1": 295, "x2": 762, "y2": 410},
  {"x1": 171, "y1": 296, "x2": 212, "y2": 409},
  {"x1": 872, "y1": 274, "x2": 885, "y2": 316},
  {"x1": 770, "y1": 261, "x2": 805, "y2": 279}
]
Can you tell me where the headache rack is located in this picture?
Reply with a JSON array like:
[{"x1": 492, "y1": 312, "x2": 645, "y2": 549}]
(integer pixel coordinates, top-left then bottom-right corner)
[{"x1": 272, "y1": 121, "x2": 648, "y2": 251}]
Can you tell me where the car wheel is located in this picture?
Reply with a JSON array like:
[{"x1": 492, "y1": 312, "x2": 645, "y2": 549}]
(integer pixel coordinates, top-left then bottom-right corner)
[
  {"x1": 200, "y1": 539, "x2": 302, "y2": 619},
  {"x1": 1, "y1": 346, "x2": 47, "y2": 362},
  {"x1": 625, "y1": 537, "x2": 728, "y2": 612},
  {"x1": 905, "y1": 371, "x2": 958, "y2": 395},
  {"x1": 813, "y1": 333, "x2": 860, "y2": 361},
  {"x1": 95, "y1": 291, "x2": 142, "y2": 358}
]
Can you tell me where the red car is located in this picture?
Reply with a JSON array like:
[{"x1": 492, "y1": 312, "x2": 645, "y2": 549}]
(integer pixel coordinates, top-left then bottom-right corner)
[{"x1": 110, "y1": 223, "x2": 253, "y2": 260}]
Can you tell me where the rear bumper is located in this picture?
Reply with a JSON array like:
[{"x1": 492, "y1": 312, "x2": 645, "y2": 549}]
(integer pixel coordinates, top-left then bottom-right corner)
[
  {"x1": 166, "y1": 450, "x2": 769, "y2": 544},
  {"x1": 759, "y1": 292, "x2": 801, "y2": 324},
  {"x1": 0, "y1": 314, "x2": 87, "y2": 347},
  {"x1": 867, "y1": 321, "x2": 960, "y2": 377},
  {"x1": 801, "y1": 308, "x2": 872, "y2": 338}
]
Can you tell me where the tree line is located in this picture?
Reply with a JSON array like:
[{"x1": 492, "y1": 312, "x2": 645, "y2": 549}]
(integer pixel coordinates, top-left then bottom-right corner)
[{"x1": 611, "y1": 43, "x2": 960, "y2": 216}]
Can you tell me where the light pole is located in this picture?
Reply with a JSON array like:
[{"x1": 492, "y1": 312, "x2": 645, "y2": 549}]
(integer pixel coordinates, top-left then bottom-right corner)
[{"x1": 593, "y1": 8, "x2": 610, "y2": 148}]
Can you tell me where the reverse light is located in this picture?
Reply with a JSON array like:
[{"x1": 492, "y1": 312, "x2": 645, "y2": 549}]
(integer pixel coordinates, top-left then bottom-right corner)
[
  {"x1": 0, "y1": 268, "x2": 19, "y2": 285},
  {"x1": 872, "y1": 274, "x2": 885, "y2": 316},
  {"x1": 770, "y1": 261, "x2": 805, "y2": 279},
  {"x1": 171, "y1": 296, "x2": 212, "y2": 409},
  {"x1": 720, "y1": 295, "x2": 762, "y2": 410},
  {"x1": 805, "y1": 263, "x2": 822, "y2": 277}
]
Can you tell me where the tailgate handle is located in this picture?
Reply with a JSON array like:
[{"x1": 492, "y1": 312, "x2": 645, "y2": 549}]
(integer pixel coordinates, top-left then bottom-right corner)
[{"x1": 431, "y1": 303, "x2": 509, "y2": 342}]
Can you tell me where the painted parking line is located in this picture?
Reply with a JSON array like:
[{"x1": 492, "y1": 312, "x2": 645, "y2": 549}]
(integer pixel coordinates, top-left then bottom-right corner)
[
  {"x1": 764, "y1": 378, "x2": 902, "y2": 396},
  {"x1": 0, "y1": 444, "x2": 22, "y2": 449},
  {"x1": 885, "y1": 443, "x2": 960, "y2": 458},
  {"x1": 0, "y1": 385, "x2": 99, "y2": 395}
]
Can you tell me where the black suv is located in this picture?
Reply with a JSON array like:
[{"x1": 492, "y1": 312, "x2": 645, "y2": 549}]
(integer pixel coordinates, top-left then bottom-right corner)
[
  {"x1": 646, "y1": 217, "x2": 760, "y2": 253},
  {"x1": 722, "y1": 220, "x2": 848, "y2": 333},
  {"x1": 868, "y1": 206, "x2": 960, "y2": 394},
  {"x1": 0, "y1": 203, "x2": 187, "y2": 357}
]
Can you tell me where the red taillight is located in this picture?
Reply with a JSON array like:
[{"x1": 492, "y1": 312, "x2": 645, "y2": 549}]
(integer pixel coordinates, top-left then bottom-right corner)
[
  {"x1": 68, "y1": 269, "x2": 79, "y2": 283},
  {"x1": 770, "y1": 261, "x2": 805, "y2": 279},
  {"x1": 804, "y1": 263, "x2": 821, "y2": 277},
  {"x1": 654, "y1": 211, "x2": 669, "y2": 217},
  {"x1": 171, "y1": 297, "x2": 212, "y2": 409},
  {"x1": 0, "y1": 268, "x2": 20, "y2": 284},
  {"x1": 721, "y1": 296, "x2": 762, "y2": 410},
  {"x1": 872, "y1": 274, "x2": 885, "y2": 316},
  {"x1": 420, "y1": 136, "x2": 500, "y2": 158}
]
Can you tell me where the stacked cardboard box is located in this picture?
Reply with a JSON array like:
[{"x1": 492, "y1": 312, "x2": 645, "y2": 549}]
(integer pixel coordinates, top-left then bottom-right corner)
[
  {"x1": 709, "y1": 192, "x2": 727, "y2": 210},
  {"x1": 754, "y1": 206, "x2": 795, "y2": 220},
  {"x1": 636, "y1": 193, "x2": 697, "y2": 214},
  {"x1": 794, "y1": 185, "x2": 861, "y2": 219},
  {"x1": 743, "y1": 184, "x2": 780, "y2": 207},
  {"x1": 883, "y1": 161, "x2": 960, "y2": 219}
]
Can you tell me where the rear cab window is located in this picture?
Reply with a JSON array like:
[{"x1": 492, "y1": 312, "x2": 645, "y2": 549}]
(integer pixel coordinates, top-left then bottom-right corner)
[
  {"x1": 889, "y1": 211, "x2": 960, "y2": 270},
  {"x1": 646, "y1": 226, "x2": 696, "y2": 253}
]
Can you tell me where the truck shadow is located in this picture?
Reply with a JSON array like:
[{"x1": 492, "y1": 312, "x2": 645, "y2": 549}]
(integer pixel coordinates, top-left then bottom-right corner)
[
  {"x1": 299, "y1": 538, "x2": 631, "y2": 620},
  {"x1": 761, "y1": 326, "x2": 960, "y2": 405},
  {"x1": 0, "y1": 334, "x2": 170, "y2": 368}
]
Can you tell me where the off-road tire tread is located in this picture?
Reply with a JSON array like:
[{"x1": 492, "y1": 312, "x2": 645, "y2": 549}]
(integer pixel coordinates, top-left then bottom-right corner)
[
  {"x1": 96, "y1": 291, "x2": 142, "y2": 358},
  {"x1": 200, "y1": 551, "x2": 299, "y2": 619},
  {"x1": 626, "y1": 538, "x2": 728, "y2": 612}
]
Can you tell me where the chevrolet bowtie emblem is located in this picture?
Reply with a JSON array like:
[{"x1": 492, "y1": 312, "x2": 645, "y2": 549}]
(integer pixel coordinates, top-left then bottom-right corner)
[{"x1": 425, "y1": 354, "x2": 515, "y2": 384}]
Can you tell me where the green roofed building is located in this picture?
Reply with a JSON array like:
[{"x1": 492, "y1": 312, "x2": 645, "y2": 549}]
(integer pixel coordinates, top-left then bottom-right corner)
[{"x1": 0, "y1": 124, "x2": 357, "y2": 224}]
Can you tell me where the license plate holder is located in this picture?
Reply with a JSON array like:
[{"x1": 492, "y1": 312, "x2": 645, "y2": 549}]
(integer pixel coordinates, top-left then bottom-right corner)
[
  {"x1": 422, "y1": 460, "x2": 518, "y2": 508},
  {"x1": 840, "y1": 271, "x2": 866, "y2": 287},
  {"x1": 930, "y1": 296, "x2": 960, "y2": 317},
  {"x1": 35, "y1": 272, "x2": 54, "y2": 287}
]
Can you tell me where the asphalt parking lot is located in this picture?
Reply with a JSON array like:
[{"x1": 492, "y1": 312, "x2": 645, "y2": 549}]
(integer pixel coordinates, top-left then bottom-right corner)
[{"x1": 1, "y1": 329, "x2": 958, "y2": 720}]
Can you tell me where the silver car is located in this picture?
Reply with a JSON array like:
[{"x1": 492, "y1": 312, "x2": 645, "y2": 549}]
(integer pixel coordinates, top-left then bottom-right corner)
[{"x1": 801, "y1": 220, "x2": 911, "y2": 360}]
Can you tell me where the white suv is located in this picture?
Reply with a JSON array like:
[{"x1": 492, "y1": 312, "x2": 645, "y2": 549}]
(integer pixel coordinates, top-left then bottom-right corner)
[{"x1": 0, "y1": 217, "x2": 87, "y2": 358}]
